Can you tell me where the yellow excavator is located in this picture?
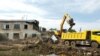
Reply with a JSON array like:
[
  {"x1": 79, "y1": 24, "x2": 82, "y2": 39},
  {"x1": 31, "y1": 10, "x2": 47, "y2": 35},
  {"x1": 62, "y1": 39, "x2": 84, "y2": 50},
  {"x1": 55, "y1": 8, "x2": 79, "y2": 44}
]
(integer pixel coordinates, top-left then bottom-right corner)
[
  {"x1": 51, "y1": 13, "x2": 100, "y2": 48},
  {"x1": 51, "y1": 13, "x2": 75, "y2": 44},
  {"x1": 54, "y1": 13, "x2": 75, "y2": 36}
]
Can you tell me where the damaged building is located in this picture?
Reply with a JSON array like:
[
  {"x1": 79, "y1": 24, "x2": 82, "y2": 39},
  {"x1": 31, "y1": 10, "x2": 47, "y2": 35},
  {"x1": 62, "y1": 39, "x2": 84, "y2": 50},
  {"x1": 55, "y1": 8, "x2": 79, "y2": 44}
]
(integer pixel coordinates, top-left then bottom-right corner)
[{"x1": 0, "y1": 20, "x2": 40, "y2": 40}]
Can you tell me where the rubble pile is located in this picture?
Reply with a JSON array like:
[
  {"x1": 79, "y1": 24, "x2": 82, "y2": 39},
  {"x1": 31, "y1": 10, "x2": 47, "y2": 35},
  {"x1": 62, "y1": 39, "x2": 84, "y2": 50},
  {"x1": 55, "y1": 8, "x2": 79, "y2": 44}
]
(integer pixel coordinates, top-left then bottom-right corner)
[{"x1": 0, "y1": 35, "x2": 100, "y2": 56}]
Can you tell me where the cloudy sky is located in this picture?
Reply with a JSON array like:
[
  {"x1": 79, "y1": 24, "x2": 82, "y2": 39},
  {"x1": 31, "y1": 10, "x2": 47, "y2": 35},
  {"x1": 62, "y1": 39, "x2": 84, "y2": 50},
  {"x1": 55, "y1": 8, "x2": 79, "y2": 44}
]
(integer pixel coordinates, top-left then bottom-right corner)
[{"x1": 0, "y1": 0, "x2": 100, "y2": 31}]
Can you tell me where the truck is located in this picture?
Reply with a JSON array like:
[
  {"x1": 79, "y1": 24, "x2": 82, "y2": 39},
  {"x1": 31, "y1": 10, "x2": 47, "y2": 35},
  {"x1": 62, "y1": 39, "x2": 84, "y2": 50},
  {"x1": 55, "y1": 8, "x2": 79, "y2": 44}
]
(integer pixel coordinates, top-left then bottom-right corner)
[
  {"x1": 62, "y1": 30, "x2": 100, "y2": 48},
  {"x1": 51, "y1": 13, "x2": 100, "y2": 48}
]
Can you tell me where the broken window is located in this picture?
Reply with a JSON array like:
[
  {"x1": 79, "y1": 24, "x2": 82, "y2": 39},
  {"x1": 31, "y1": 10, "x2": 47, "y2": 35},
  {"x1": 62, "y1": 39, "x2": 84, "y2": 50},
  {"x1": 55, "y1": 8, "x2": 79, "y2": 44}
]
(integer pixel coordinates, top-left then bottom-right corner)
[
  {"x1": 6, "y1": 25, "x2": 9, "y2": 29},
  {"x1": 24, "y1": 33, "x2": 27, "y2": 38},
  {"x1": 5, "y1": 33, "x2": 9, "y2": 38},
  {"x1": 24, "y1": 25, "x2": 28, "y2": 29},
  {"x1": 14, "y1": 24, "x2": 20, "y2": 29},
  {"x1": 3, "y1": 24, "x2": 9, "y2": 30},
  {"x1": 3, "y1": 33, "x2": 9, "y2": 38},
  {"x1": 13, "y1": 33, "x2": 20, "y2": 39},
  {"x1": 33, "y1": 24, "x2": 39, "y2": 30},
  {"x1": 32, "y1": 34, "x2": 36, "y2": 37}
]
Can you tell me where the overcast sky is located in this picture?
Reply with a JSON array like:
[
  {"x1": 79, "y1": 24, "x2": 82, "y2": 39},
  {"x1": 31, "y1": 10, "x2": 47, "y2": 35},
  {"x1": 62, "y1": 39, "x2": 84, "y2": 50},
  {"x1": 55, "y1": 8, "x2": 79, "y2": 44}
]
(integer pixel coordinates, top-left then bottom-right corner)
[{"x1": 0, "y1": 0, "x2": 100, "y2": 31}]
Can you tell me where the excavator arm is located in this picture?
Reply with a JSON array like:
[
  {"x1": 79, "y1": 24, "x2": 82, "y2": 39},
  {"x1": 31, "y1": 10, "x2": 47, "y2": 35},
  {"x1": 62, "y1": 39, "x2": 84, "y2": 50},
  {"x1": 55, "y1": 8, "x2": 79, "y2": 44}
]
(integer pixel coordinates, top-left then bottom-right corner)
[{"x1": 60, "y1": 13, "x2": 75, "y2": 35}]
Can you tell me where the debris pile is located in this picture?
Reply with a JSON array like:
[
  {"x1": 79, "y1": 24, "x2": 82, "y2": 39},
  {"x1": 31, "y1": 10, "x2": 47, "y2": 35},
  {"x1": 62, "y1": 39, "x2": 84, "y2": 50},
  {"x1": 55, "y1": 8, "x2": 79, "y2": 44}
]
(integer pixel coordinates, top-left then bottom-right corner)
[{"x1": 0, "y1": 34, "x2": 100, "y2": 56}]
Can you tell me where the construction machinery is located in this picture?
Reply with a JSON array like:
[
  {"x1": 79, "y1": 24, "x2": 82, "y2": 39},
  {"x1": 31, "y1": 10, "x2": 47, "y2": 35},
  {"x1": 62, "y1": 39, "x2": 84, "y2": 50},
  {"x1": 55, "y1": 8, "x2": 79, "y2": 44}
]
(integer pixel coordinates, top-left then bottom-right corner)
[
  {"x1": 54, "y1": 13, "x2": 75, "y2": 36},
  {"x1": 62, "y1": 30, "x2": 100, "y2": 47},
  {"x1": 51, "y1": 13, "x2": 75, "y2": 42},
  {"x1": 51, "y1": 13, "x2": 100, "y2": 48}
]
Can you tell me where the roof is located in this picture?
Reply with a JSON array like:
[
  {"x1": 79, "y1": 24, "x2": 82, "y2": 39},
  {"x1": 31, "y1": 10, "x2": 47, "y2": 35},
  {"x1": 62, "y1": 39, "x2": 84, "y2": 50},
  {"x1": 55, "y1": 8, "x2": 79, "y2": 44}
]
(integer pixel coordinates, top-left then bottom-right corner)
[{"x1": 0, "y1": 20, "x2": 38, "y2": 22}]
